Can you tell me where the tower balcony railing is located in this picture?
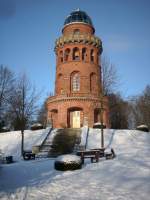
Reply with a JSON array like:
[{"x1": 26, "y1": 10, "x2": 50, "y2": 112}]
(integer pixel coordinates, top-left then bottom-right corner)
[
  {"x1": 55, "y1": 34, "x2": 102, "y2": 51},
  {"x1": 47, "y1": 92, "x2": 102, "y2": 102},
  {"x1": 66, "y1": 92, "x2": 98, "y2": 98}
]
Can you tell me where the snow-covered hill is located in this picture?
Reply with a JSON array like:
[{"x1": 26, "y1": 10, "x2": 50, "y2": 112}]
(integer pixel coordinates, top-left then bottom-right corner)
[
  {"x1": 0, "y1": 129, "x2": 150, "y2": 200},
  {"x1": 0, "y1": 129, "x2": 50, "y2": 160}
]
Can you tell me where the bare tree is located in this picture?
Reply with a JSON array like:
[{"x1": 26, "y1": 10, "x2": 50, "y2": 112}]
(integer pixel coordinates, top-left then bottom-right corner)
[
  {"x1": 101, "y1": 56, "x2": 118, "y2": 95},
  {"x1": 129, "y1": 85, "x2": 150, "y2": 128},
  {"x1": 8, "y1": 74, "x2": 39, "y2": 156},
  {"x1": 0, "y1": 65, "x2": 14, "y2": 130},
  {"x1": 98, "y1": 56, "x2": 119, "y2": 147},
  {"x1": 108, "y1": 93, "x2": 129, "y2": 129},
  {"x1": 37, "y1": 92, "x2": 54, "y2": 128},
  {"x1": 37, "y1": 101, "x2": 47, "y2": 128}
]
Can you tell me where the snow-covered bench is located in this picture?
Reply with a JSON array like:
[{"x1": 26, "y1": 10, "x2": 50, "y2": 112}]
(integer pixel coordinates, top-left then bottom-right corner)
[{"x1": 77, "y1": 149, "x2": 105, "y2": 164}]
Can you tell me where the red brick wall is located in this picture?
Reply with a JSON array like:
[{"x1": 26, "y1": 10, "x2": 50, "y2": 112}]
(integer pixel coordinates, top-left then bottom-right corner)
[
  {"x1": 47, "y1": 96, "x2": 109, "y2": 128},
  {"x1": 62, "y1": 23, "x2": 94, "y2": 35}
]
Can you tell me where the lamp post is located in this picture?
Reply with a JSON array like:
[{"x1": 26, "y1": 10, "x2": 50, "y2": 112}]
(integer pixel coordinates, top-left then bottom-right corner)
[{"x1": 100, "y1": 94, "x2": 104, "y2": 149}]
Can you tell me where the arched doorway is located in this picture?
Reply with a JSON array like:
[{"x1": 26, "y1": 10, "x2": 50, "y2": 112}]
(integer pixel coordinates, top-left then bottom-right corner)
[{"x1": 67, "y1": 107, "x2": 83, "y2": 128}]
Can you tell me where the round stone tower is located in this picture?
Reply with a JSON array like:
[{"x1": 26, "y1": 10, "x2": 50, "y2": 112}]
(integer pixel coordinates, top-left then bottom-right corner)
[{"x1": 47, "y1": 9, "x2": 109, "y2": 128}]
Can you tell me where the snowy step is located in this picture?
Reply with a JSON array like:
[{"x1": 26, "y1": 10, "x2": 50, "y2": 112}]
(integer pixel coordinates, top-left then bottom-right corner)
[
  {"x1": 40, "y1": 147, "x2": 51, "y2": 152},
  {"x1": 44, "y1": 142, "x2": 52, "y2": 145},
  {"x1": 49, "y1": 128, "x2": 82, "y2": 157},
  {"x1": 36, "y1": 152, "x2": 48, "y2": 158},
  {"x1": 40, "y1": 148, "x2": 50, "y2": 152},
  {"x1": 40, "y1": 146, "x2": 50, "y2": 148}
]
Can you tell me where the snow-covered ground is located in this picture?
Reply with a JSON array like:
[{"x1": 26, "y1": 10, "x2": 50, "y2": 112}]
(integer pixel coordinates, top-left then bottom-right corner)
[
  {"x1": 0, "y1": 128, "x2": 150, "y2": 200},
  {"x1": 0, "y1": 128, "x2": 50, "y2": 160}
]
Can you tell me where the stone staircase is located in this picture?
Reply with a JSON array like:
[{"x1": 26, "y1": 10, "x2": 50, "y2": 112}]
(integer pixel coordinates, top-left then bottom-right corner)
[
  {"x1": 48, "y1": 128, "x2": 81, "y2": 157},
  {"x1": 36, "y1": 128, "x2": 54, "y2": 158}
]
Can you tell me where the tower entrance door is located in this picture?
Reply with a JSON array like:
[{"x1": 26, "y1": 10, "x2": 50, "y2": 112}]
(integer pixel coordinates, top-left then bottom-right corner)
[
  {"x1": 72, "y1": 111, "x2": 80, "y2": 128},
  {"x1": 68, "y1": 107, "x2": 83, "y2": 128}
]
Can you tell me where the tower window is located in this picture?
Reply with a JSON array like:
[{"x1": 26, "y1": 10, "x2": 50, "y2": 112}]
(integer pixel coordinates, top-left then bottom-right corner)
[
  {"x1": 57, "y1": 73, "x2": 63, "y2": 94},
  {"x1": 73, "y1": 47, "x2": 80, "y2": 60},
  {"x1": 64, "y1": 48, "x2": 70, "y2": 62},
  {"x1": 97, "y1": 52, "x2": 99, "y2": 64},
  {"x1": 90, "y1": 73, "x2": 96, "y2": 92},
  {"x1": 90, "y1": 49, "x2": 94, "y2": 63},
  {"x1": 72, "y1": 73, "x2": 80, "y2": 91},
  {"x1": 60, "y1": 51, "x2": 63, "y2": 63},
  {"x1": 82, "y1": 48, "x2": 87, "y2": 61}
]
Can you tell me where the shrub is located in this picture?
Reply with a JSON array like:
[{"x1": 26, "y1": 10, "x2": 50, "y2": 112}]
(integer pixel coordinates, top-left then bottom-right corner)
[
  {"x1": 0, "y1": 126, "x2": 10, "y2": 132},
  {"x1": 93, "y1": 123, "x2": 106, "y2": 129},
  {"x1": 31, "y1": 123, "x2": 43, "y2": 130},
  {"x1": 136, "y1": 124, "x2": 149, "y2": 132}
]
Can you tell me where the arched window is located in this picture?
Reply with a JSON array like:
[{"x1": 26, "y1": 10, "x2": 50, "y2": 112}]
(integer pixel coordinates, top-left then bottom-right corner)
[
  {"x1": 90, "y1": 73, "x2": 96, "y2": 92},
  {"x1": 73, "y1": 47, "x2": 80, "y2": 61},
  {"x1": 57, "y1": 73, "x2": 63, "y2": 94},
  {"x1": 64, "y1": 48, "x2": 70, "y2": 62},
  {"x1": 72, "y1": 72, "x2": 80, "y2": 92},
  {"x1": 90, "y1": 49, "x2": 94, "y2": 63},
  {"x1": 97, "y1": 52, "x2": 99, "y2": 64},
  {"x1": 60, "y1": 51, "x2": 63, "y2": 63},
  {"x1": 82, "y1": 48, "x2": 87, "y2": 61}
]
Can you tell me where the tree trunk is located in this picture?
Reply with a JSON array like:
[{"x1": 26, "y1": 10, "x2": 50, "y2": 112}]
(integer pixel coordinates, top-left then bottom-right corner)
[{"x1": 21, "y1": 129, "x2": 24, "y2": 156}]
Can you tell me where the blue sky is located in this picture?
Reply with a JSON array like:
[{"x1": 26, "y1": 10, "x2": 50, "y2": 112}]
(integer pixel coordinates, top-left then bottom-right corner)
[{"x1": 0, "y1": 0, "x2": 150, "y2": 101}]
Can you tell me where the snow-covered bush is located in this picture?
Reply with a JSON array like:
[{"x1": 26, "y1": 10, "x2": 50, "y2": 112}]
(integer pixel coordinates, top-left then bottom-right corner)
[
  {"x1": 136, "y1": 124, "x2": 149, "y2": 132},
  {"x1": 31, "y1": 123, "x2": 43, "y2": 130},
  {"x1": 93, "y1": 123, "x2": 106, "y2": 129},
  {"x1": 54, "y1": 154, "x2": 82, "y2": 171},
  {"x1": 0, "y1": 126, "x2": 10, "y2": 132}
]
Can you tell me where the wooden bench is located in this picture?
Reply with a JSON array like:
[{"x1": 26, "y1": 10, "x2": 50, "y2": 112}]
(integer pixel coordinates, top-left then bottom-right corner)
[
  {"x1": 91, "y1": 148, "x2": 105, "y2": 157},
  {"x1": 77, "y1": 149, "x2": 105, "y2": 164},
  {"x1": 23, "y1": 151, "x2": 35, "y2": 160}
]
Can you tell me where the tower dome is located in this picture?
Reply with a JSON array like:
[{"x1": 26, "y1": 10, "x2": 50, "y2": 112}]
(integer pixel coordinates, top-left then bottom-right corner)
[{"x1": 64, "y1": 9, "x2": 94, "y2": 28}]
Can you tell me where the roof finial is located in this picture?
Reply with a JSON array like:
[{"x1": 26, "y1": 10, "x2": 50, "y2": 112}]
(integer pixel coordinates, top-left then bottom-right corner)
[{"x1": 75, "y1": 8, "x2": 80, "y2": 11}]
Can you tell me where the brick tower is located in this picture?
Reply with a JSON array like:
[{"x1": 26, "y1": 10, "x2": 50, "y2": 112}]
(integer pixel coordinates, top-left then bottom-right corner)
[{"x1": 47, "y1": 9, "x2": 109, "y2": 128}]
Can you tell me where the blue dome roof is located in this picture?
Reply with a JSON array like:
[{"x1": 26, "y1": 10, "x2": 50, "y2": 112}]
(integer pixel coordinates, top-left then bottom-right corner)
[{"x1": 64, "y1": 9, "x2": 94, "y2": 27}]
